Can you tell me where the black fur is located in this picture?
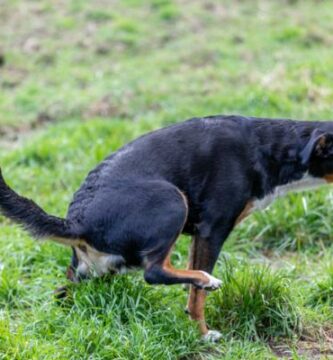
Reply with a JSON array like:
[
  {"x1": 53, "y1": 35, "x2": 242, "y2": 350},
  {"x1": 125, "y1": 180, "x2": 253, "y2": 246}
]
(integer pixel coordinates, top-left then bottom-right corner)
[
  {"x1": 0, "y1": 169, "x2": 78, "y2": 240},
  {"x1": 2, "y1": 115, "x2": 333, "y2": 283}
]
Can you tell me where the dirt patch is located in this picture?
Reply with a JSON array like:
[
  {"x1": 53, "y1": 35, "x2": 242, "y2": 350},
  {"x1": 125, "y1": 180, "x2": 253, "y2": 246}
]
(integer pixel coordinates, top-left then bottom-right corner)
[
  {"x1": 31, "y1": 111, "x2": 56, "y2": 128},
  {"x1": 0, "y1": 66, "x2": 28, "y2": 88},
  {"x1": 270, "y1": 335, "x2": 333, "y2": 359},
  {"x1": 0, "y1": 111, "x2": 57, "y2": 149},
  {"x1": 84, "y1": 94, "x2": 134, "y2": 119},
  {"x1": 84, "y1": 95, "x2": 121, "y2": 118}
]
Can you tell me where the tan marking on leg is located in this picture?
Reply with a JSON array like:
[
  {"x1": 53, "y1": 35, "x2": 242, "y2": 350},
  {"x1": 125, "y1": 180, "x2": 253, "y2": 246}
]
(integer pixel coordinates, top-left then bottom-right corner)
[
  {"x1": 157, "y1": 189, "x2": 212, "y2": 288},
  {"x1": 187, "y1": 287, "x2": 208, "y2": 335},
  {"x1": 162, "y1": 252, "x2": 211, "y2": 285},
  {"x1": 234, "y1": 201, "x2": 253, "y2": 225},
  {"x1": 324, "y1": 174, "x2": 333, "y2": 183},
  {"x1": 186, "y1": 235, "x2": 221, "y2": 336},
  {"x1": 186, "y1": 236, "x2": 209, "y2": 335}
]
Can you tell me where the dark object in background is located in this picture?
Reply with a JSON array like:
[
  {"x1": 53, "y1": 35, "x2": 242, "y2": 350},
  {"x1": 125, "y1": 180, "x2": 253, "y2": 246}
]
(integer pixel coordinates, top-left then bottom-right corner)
[{"x1": 0, "y1": 53, "x2": 5, "y2": 67}]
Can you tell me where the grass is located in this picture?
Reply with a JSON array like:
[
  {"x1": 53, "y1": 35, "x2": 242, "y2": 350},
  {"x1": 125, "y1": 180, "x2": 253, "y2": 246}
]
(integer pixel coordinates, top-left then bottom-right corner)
[
  {"x1": 208, "y1": 261, "x2": 301, "y2": 340},
  {"x1": 1, "y1": 0, "x2": 333, "y2": 359}
]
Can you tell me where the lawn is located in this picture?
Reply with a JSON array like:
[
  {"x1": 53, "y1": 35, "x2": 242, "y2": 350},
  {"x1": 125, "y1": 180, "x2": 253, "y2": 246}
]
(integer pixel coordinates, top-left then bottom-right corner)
[{"x1": 1, "y1": 0, "x2": 333, "y2": 359}]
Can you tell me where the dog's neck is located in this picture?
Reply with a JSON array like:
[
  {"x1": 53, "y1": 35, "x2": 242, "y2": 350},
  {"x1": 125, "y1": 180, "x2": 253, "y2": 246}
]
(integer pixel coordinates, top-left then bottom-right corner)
[{"x1": 252, "y1": 120, "x2": 333, "y2": 199}]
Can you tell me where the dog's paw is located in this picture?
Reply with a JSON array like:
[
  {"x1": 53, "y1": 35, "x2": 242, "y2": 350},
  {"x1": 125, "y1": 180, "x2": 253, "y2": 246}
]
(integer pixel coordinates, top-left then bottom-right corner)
[
  {"x1": 199, "y1": 272, "x2": 222, "y2": 291},
  {"x1": 202, "y1": 330, "x2": 222, "y2": 342}
]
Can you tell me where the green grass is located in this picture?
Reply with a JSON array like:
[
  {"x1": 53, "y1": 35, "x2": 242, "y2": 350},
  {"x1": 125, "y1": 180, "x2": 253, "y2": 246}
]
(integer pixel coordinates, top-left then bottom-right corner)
[
  {"x1": 1, "y1": 0, "x2": 333, "y2": 359},
  {"x1": 208, "y1": 262, "x2": 301, "y2": 340}
]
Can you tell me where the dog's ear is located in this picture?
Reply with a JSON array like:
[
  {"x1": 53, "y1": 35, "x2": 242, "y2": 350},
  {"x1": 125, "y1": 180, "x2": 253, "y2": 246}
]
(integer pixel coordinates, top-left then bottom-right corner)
[{"x1": 301, "y1": 129, "x2": 333, "y2": 165}]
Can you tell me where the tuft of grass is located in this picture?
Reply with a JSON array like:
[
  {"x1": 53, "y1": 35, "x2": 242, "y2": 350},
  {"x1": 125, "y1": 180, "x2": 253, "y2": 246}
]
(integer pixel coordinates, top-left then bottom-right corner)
[
  {"x1": 308, "y1": 266, "x2": 333, "y2": 307},
  {"x1": 0, "y1": 267, "x2": 27, "y2": 308},
  {"x1": 208, "y1": 261, "x2": 301, "y2": 340}
]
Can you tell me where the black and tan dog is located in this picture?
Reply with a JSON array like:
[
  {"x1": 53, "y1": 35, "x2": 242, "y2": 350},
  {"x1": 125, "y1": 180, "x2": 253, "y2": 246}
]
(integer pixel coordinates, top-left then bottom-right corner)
[{"x1": 1, "y1": 115, "x2": 333, "y2": 341}]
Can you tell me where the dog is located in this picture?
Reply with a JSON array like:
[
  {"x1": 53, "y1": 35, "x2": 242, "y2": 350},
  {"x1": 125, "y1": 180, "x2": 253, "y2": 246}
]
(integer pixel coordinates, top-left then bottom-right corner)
[{"x1": 1, "y1": 115, "x2": 333, "y2": 342}]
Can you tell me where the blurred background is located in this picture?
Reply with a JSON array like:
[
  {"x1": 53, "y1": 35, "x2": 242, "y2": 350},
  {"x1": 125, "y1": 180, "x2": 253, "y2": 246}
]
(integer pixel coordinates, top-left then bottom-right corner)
[
  {"x1": 2, "y1": 1, "x2": 333, "y2": 359},
  {"x1": 1, "y1": 1, "x2": 333, "y2": 136}
]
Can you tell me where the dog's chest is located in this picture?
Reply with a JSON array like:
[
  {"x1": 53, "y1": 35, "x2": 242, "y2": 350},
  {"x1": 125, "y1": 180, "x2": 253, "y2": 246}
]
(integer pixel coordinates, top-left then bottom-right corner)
[{"x1": 253, "y1": 174, "x2": 326, "y2": 212}]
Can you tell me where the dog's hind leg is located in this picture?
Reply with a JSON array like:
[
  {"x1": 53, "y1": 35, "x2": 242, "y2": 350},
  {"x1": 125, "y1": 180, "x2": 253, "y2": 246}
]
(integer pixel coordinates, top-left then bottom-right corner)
[
  {"x1": 144, "y1": 251, "x2": 222, "y2": 290},
  {"x1": 143, "y1": 223, "x2": 222, "y2": 290},
  {"x1": 142, "y1": 188, "x2": 222, "y2": 290}
]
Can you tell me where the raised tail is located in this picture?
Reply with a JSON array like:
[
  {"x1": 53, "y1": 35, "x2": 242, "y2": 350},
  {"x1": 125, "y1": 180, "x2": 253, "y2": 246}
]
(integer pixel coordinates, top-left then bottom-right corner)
[{"x1": 0, "y1": 168, "x2": 80, "y2": 245}]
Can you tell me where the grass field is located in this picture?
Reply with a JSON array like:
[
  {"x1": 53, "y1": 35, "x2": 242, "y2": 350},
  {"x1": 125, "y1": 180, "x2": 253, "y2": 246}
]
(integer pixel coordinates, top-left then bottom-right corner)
[{"x1": 1, "y1": 0, "x2": 333, "y2": 359}]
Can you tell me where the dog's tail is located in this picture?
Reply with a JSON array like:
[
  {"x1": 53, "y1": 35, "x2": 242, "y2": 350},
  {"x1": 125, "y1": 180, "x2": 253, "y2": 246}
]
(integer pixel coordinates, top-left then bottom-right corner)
[{"x1": 0, "y1": 168, "x2": 80, "y2": 245}]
